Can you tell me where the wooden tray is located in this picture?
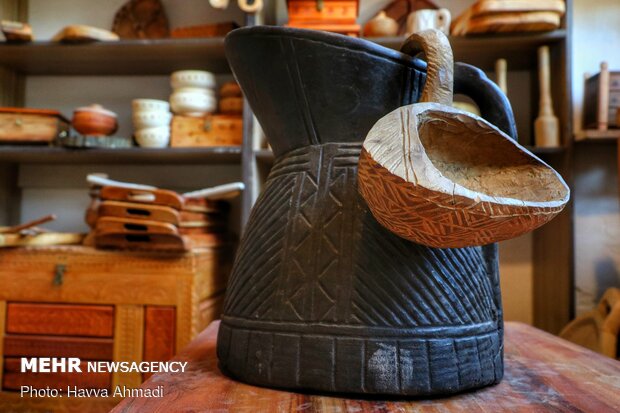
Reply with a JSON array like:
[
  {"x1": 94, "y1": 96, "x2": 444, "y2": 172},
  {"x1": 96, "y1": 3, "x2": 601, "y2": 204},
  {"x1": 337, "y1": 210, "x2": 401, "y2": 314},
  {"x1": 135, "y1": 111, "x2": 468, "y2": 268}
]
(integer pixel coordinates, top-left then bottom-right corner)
[
  {"x1": 98, "y1": 201, "x2": 181, "y2": 225},
  {"x1": 100, "y1": 186, "x2": 184, "y2": 210},
  {"x1": 96, "y1": 217, "x2": 179, "y2": 236},
  {"x1": 0, "y1": 232, "x2": 84, "y2": 247},
  {"x1": 452, "y1": 10, "x2": 561, "y2": 35},
  {"x1": 470, "y1": 0, "x2": 565, "y2": 15},
  {"x1": 94, "y1": 233, "x2": 189, "y2": 252}
]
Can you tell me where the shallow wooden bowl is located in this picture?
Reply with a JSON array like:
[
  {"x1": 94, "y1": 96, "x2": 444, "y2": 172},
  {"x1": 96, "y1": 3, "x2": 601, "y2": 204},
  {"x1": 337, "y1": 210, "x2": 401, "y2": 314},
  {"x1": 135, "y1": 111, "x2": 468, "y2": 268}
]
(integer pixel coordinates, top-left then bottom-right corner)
[
  {"x1": 357, "y1": 29, "x2": 569, "y2": 248},
  {"x1": 358, "y1": 103, "x2": 570, "y2": 248}
]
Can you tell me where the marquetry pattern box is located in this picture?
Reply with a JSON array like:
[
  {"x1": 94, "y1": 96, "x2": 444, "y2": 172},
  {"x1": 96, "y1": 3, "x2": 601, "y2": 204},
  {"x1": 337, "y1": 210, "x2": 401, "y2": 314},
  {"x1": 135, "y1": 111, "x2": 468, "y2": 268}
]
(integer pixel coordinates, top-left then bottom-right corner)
[
  {"x1": 0, "y1": 244, "x2": 231, "y2": 412},
  {"x1": 286, "y1": 0, "x2": 361, "y2": 36}
]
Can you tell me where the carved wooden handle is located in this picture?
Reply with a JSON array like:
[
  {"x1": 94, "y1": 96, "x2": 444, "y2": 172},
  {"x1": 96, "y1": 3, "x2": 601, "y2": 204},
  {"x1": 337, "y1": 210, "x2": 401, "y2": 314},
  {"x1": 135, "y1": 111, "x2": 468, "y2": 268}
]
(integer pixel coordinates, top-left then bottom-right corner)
[
  {"x1": 537, "y1": 45, "x2": 554, "y2": 117},
  {"x1": 400, "y1": 29, "x2": 453, "y2": 105}
]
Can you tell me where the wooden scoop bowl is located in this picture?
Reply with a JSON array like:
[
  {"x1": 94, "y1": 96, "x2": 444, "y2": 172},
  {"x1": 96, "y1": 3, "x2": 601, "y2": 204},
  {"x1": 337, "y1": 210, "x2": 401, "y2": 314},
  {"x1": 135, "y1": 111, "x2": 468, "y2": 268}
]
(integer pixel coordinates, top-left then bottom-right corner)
[{"x1": 358, "y1": 29, "x2": 569, "y2": 248}]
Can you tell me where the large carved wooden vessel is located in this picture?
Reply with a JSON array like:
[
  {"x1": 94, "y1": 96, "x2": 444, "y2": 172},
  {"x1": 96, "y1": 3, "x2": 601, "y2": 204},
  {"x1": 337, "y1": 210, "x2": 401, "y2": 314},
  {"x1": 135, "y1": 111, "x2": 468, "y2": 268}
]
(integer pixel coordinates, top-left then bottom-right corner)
[{"x1": 218, "y1": 26, "x2": 518, "y2": 396}]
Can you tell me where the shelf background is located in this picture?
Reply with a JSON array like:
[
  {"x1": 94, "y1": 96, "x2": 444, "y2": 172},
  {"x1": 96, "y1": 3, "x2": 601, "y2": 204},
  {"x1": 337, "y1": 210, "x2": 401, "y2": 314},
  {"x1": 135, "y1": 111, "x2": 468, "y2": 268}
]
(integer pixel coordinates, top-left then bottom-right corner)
[
  {"x1": 0, "y1": 0, "x2": 576, "y2": 334},
  {"x1": 367, "y1": 30, "x2": 567, "y2": 71},
  {"x1": 0, "y1": 145, "x2": 241, "y2": 164},
  {"x1": 0, "y1": 38, "x2": 229, "y2": 75},
  {"x1": 0, "y1": 0, "x2": 246, "y2": 237}
]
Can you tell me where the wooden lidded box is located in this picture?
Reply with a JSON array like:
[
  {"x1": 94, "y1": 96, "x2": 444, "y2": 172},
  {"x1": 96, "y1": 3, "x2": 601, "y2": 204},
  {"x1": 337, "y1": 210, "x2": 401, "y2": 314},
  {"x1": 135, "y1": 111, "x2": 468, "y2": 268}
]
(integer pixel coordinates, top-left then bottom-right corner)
[
  {"x1": 0, "y1": 244, "x2": 231, "y2": 412},
  {"x1": 171, "y1": 114, "x2": 242, "y2": 147},
  {"x1": 0, "y1": 107, "x2": 70, "y2": 143},
  {"x1": 584, "y1": 70, "x2": 620, "y2": 129},
  {"x1": 286, "y1": 0, "x2": 361, "y2": 36}
]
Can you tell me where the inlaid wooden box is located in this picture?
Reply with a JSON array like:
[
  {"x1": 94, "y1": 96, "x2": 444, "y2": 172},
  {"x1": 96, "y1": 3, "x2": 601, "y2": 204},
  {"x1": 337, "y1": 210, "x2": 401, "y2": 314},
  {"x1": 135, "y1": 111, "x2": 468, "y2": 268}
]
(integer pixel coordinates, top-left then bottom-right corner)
[
  {"x1": 584, "y1": 71, "x2": 620, "y2": 128},
  {"x1": 286, "y1": 0, "x2": 361, "y2": 36},
  {"x1": 171, "y1": 114, "x2": 242, "y2": 147},
  {"x1": 0, "y1": 244, "x2": 231, "y2": 412},
  {"x1": 0, "y1": 108, "x2": 70, "y2": 143}
]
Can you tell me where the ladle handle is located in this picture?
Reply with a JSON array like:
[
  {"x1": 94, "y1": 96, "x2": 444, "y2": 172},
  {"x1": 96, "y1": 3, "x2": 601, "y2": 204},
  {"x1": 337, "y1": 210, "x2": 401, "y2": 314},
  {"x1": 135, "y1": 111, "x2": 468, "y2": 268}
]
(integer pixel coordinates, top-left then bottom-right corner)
[
  {"x1": 454, "y1": 63, "x2": 518, "y2": 140},
  {"x1": 400, "y1": 29, "x2": 454, "y2": 106}
]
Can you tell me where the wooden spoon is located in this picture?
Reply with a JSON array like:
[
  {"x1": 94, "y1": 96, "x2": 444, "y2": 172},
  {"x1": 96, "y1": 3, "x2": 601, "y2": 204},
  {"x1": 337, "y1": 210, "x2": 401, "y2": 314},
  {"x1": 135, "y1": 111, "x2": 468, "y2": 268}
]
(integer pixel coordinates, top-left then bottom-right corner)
[{"x1": 357, "y1": 29, "x2": 569, "y2": 248}]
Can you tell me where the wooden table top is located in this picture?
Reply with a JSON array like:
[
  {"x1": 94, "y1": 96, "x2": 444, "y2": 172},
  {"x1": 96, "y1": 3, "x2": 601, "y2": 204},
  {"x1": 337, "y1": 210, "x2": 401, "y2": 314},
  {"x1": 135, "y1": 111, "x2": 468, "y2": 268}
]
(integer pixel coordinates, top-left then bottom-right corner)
[{"x1": 113, "y1": 321, "x2": 620, "y2": 412}]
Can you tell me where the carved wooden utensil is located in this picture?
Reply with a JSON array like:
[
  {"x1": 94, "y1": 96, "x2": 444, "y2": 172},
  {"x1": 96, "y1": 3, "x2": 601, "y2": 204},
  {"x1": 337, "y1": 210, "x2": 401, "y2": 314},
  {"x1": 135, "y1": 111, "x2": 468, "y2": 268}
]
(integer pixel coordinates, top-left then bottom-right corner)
[
  {"x1": 534, "y1": 45, "x2": 560, "y2": 147},
  {"x1": 358, "y1": 29, "x2": 569, "y2": 248}
]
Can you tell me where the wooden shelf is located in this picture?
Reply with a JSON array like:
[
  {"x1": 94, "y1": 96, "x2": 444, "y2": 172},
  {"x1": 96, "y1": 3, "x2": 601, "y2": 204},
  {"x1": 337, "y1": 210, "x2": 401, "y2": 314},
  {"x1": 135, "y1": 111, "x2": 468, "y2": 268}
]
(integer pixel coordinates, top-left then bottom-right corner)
[
  {"x1": 367, "y1": 30, "x2": 567, "y2": 70},
  {"x1": 575, "y1": 129, "x2": 620, "y2": 142},
  {"x1": 0, "y1": 146, "x2": 241, "y2": 164},
  {"x1": 0, "y1": 38, "x2": 229, "y2": 75}
]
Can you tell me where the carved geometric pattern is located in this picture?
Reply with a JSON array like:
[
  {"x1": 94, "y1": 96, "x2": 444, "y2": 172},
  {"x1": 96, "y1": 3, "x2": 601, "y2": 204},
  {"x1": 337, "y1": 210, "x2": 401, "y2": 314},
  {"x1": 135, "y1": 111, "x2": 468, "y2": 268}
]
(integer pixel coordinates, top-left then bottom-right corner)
[
  {"x1": 112, "y1": 304, "x2": 144, "y2": 389},
  {"x1": 218, "y1": 321, "x2": 503, "y2": 395},
  {"x1": 358, "y1": 148, "x2": 565, "y2": 248},
  {"x1": 223, "y1": 143, "x2": 499, "y2": 327}
]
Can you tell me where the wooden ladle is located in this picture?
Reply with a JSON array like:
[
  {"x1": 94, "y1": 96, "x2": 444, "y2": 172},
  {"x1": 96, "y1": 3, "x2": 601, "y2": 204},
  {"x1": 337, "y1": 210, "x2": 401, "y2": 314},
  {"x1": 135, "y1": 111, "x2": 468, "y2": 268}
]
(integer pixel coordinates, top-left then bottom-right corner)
[{"x1": 357, "y1": 29, "x2": 570, "y2": 248}]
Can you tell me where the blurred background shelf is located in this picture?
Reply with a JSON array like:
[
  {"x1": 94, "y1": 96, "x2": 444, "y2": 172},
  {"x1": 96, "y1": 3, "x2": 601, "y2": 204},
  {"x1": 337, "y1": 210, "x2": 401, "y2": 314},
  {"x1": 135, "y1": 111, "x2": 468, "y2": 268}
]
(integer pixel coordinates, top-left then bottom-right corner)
[
  {"x1": 0, "y1": 146, "x2": 241, "y2": 164},
  {"x1": 367, "y1": 30, "x2": 567, "y2": 70},
  {"x1": 0, "y1": 38, "x2": 229, "y2": 75},
  {"x1": 575, "y1": 129, "x2": 620, "y2": 141}
]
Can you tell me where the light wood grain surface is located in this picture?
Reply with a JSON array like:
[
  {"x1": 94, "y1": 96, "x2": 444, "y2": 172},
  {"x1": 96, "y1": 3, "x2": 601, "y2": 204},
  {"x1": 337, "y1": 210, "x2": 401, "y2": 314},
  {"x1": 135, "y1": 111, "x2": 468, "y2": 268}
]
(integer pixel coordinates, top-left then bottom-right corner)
[{"x1": 114, "y1": 321, "x2": 620, "y2": 412}]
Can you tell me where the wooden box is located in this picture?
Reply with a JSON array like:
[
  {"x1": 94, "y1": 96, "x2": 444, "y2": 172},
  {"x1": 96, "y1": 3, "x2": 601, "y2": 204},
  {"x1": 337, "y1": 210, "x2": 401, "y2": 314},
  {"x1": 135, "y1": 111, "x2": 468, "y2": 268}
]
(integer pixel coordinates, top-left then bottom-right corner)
[
  {"x1": 0, "y1": 108, "x2": 70, "y2": 143},
  {"x1": 171, "y1": 114, "x2": 242, "y2": 147},
  {"x1": 584, "y1": 71, "x2": 620, "y2": 128},
  {"x1": 0, "y1": 244, "x2": 232, "y2": 412},
  {"x1": 286, "y1": 0, "x2": 360, "y2": 36}
]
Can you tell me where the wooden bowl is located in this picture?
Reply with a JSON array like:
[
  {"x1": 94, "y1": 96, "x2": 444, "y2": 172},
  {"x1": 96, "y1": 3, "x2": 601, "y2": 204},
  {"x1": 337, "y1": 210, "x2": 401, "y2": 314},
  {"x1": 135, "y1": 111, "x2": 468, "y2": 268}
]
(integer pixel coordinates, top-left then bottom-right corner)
[
  {"x1": 219, "y1": 97, "x2": 243, "y2": 114},
  {"x1": 219, "y1": 82, "x2": 242, "y2": 98},
  {"x1": 357, "y1": 30, "x2": 569, "y2": 248},
  {"x1": 72, "y1": 104, "x2": 118, "y2": 136}
]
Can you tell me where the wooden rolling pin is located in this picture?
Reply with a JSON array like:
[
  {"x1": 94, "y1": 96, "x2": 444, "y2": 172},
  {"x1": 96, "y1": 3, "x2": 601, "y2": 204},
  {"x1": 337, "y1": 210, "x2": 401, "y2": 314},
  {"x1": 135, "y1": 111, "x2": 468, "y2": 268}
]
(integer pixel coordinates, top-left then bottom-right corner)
[
  {"x1": 534, "y1": 45, "x2": 560, "y2": 148},
  {"x1": 495, "y1": 58, "x2": 508, "y2": 95}
]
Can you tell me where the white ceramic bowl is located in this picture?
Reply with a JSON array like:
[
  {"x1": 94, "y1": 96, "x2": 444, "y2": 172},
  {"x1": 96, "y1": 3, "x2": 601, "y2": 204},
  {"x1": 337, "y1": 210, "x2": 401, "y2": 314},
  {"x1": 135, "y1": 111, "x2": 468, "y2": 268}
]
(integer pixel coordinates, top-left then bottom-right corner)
[
  {"x1": 170, "y1": 91, "x2": 217, "y2": 116},
  {"x1": 132, "y1": 110, "x2": 172, "y2": 129},
  {"x1": 171, "y1": 70, "x2": 216, "y2": 90},
  {"x1": 132, "y1": 99, "x2": 170, "y2": 113},
  {"x1": 135, "y1": 126, "x2": 170, "y2": 148},
  {"x1": 173, "y1": 87, "x2": 216, "y2": 97}
]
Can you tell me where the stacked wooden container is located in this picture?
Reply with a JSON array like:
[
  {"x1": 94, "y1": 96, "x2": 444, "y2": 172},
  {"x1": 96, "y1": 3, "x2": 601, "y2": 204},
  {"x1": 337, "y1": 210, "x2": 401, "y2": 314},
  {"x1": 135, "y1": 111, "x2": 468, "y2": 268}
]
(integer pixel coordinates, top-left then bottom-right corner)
[
  {"x1": 86, "y1": 184, "x2": 230, "y2": 252},
  {"x1": 0, "y1": 244, "x2": 232, "y2": 412}
]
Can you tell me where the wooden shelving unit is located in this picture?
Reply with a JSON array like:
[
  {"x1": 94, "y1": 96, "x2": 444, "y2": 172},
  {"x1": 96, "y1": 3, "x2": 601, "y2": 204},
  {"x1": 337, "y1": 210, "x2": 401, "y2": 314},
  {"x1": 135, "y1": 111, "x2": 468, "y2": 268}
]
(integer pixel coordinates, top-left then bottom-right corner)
[
  {"x1": 0, "y1": 38, "x2": 229, "y2": 75},
  {"x1": 575, "y1": 129, "x2": 620, "y2": 141},
  {"x1": 0, "y1": 146, "x2": 241, "y2": 164},
  {"x1": 0, "y1": 0, "x2": 575, "y2": 335},
  {"x1": 368, "y1": 30, "x2": 567, "y2": 70}
]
